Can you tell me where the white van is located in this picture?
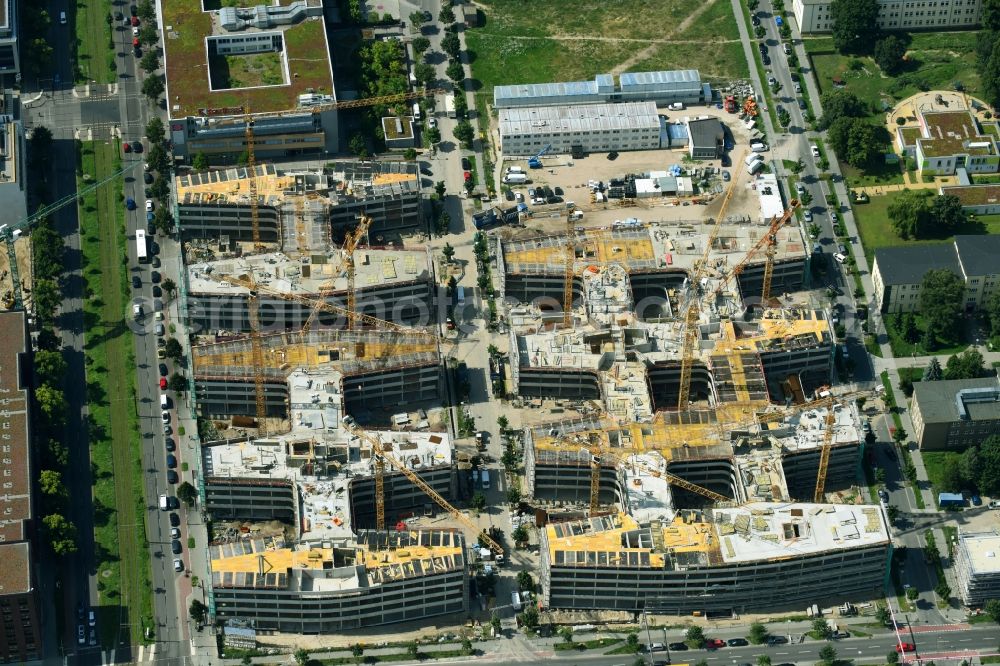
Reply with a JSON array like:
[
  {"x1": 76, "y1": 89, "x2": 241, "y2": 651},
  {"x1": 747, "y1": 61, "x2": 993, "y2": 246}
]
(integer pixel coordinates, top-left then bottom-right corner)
[
  {"x1": 158, "y1": 494, "x2": 169, "y2": 510},
  {"x1": 746, "y1": 159, "x2": 765, "y2": 175},
  {"x1": 668, "y1": 102, "x2": 685, "y2": 111},
  {"x1": 744, "y1": 152, "x2": 763, "y2": 167},
  {"x1": 833, "y1": 252, "x2": 847, "y2": 263},
  {"x1": 481, "y1": 469, "x2": 490, "y2": 489},
  {"x1": 59, "y1": 11, "x2": 67, "y2": 24},
  {"x1": 750, "y1": 142, "x2": 769, "y2": 153},
  {"x1": 133, "y1": 304, "x2": 143, "y2": 320},
  {"x1": 160, "y1": 394, "x2": 170, "y2": 410}
]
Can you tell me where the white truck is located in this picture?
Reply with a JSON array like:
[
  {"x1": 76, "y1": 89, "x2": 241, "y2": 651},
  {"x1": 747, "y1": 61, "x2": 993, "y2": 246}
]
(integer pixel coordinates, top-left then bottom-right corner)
[
  {"x1": 502, "y1": 172, "x2": 527, "y2": 184},
  {"x1": 445, "y1": 94, "x2": 456, "y2": 119}
]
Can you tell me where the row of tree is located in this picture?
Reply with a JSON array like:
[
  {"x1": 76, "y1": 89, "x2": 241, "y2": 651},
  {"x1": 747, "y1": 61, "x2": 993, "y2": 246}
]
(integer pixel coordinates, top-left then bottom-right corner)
[
  {"x1": 938, "y1": 435, "x2": 1000, "y2": 495},
  {"x1": 819, "y1": 89, "x2": 890, "y2": 169},
  {"x1": 976, "y1": 1, "x2": 1000, "y2": 109},
  {"x1": 27, "y1": 129, "x2": 79, "y2": 555},
  {"x1": 887, "y1": 191, "x2": 968, "y2": 240}
]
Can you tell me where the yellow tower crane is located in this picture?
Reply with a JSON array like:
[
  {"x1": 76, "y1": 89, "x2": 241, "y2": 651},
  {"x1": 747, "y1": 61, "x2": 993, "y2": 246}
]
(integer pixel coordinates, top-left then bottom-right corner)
[
  {"x1": 302, "y1": 214, "x2": 374, "y2": 333},
  {"x1": 563, "y1": 213, "x2": 576, "y2": 327},
  {"x1": 244, "y1": 269, "x2": 269, "y2": 436},
  {"x1": 343, "y1": 423, "x2": 504, "y2": 555},
  {"x1": 761, "y1": 202, "x2": 801, "y2": 302},
  {"x1": 242, "y1": 109, "x2": 263, "y2": 252},
  {"x1": 676, "y1": 151, "x2": 748, "y2": 410},
  {"x1": 814, "y1": 406, "x2": 838, "y2": 502}
]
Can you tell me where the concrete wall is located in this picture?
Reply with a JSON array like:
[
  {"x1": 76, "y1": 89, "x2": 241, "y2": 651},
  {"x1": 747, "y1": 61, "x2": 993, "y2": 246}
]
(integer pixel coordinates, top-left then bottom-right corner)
[
  {"x1": 349, "y1": 466, "x2": 454, "y2": 527},
  {"x1": 758, "y1": 343, "x2": 833, "y2": 400},
  {"x1": 781, "y1": 442, "x2": 861, "y2": 499},
  {"x1": 195, "y1": 379, "x2": 290, "y2": 418},
  {"x1": 736, "y1": 258, "x2": 806, "y2": 302},
  {"x1": 516, "y1": 367, "x2": 603, "y2": 400},
  {"x1": 647, "y1": 362, "x2": 714, "y2": 411},
  {"x1": 503, "y1": 273, "x2": 583, "y2": 311},
  {"x1": 204, "y1": 477, "x2": 297, "y2": 521},
  {"x1": 342, "y1": 363, "x2": 441, "y2": 414}
]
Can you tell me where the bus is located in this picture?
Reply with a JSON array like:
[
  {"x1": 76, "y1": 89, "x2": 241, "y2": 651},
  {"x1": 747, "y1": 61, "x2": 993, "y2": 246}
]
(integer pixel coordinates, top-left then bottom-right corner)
[{"x1": 136, "y1": 229, "x2": 149, "y2": 264}]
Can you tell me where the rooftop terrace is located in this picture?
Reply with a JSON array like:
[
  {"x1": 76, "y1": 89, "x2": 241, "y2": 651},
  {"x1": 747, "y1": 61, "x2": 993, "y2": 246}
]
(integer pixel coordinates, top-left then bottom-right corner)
[{"x1": 162, "y1": 0, "x2": 334, "y2": 118}]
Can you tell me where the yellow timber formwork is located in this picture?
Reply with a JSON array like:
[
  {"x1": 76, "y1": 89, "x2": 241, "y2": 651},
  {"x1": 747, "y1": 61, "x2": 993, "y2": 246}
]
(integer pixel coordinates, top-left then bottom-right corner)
[
  {"x1": 192, "y1": 330, "x2": 436, "y2": 372},
  {"x1": 503, "y1": 231, "x2": 656, "y2": 271}
]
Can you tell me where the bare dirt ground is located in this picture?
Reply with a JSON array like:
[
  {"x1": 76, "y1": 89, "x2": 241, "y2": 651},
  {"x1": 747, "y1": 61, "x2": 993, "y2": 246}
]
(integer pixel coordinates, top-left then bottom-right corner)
[
  {"x1": 0, "y1": 236, "x2": 32, "y2": 311},
  {"x1": 493, "y1": 104, "x2": 764, "y2": 237}
]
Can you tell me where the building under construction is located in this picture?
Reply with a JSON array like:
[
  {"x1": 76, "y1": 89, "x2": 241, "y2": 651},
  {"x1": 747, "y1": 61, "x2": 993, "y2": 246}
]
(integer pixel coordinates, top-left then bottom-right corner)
[
  {"x1": 538, "y1": 505, "x2": 889, "y2": 615},
  {"x1": 175, "y1": 161, "x2": 422, "y2": 241}
]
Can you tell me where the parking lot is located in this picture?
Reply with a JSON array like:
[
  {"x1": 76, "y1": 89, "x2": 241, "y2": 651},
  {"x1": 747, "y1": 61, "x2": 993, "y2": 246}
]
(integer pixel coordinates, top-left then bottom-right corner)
[{"x1": 493, "y1": 105, "x2": 768, "y2": 235}]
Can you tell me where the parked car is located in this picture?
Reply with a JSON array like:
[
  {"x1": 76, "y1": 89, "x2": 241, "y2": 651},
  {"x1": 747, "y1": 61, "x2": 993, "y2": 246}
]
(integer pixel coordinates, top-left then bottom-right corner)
[
  {"x1": 159, "y1": 376, "x2": 167, "y2": 390},
  {"x1": 461, "y1": 157, "x2": 471, "y2": 170},
  {"x1": 165, "y1": 437, "x2": 176, "y2": 452},
  {"x1": 895, "y1": 643, "x2": 916, "y2": 653},
  {"x1": 171, "y1": 539, "x2": 182, "y2": 554},
  {"x1": 143, "y1": 171, "x2": 154, "y2": 184},
  {"x1": 166, "y1": 470, "x2": 178, "y2": 484},
  {"x1": 123, "y1": 142, "x2": 132, "y2": 153},
  {"x1": 132, "y1": 275, "x2": 141, "y2": 289},
  {"x1": 706, "y1": 639, "x2": 726, "y2": 649},
  {"x1": 169, "y1": 512, "x2": 180, "y2": 527},
  {"x1": 125, "y1": 198, "x2": 136, "y2": 211},
  {"x1": 668, "y1": 643, "x2": 688, "y2": 651},
  {"x1": 173, "y1": 558, "x2": 184, "y2": 572},
  {"x1": 811, "y1": 145, "x2": 821, "y2": 158},
  {"x1": 972, "y1": 494, "x2": 983, "y2": 506},
  {"x1": 159, "y1": 363, "x2": 168, "y2": 377},
  {"x1": 166, "y1": 454, "x2": 177, "y2": 469},
  {"x1": 768, "y1": 636, "x2": 789, "y2": 646},
  {"x1": 727, "y1": 638, "x2": 749, "y2": 647},
  {"x1": 145, "y1": 199, "x2": 154, "y2": 212}
]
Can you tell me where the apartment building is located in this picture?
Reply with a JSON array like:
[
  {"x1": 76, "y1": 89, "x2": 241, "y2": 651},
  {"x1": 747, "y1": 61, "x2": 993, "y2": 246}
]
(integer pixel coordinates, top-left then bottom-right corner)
[
  {"x1": 0, "y1": 312, "x2": 40, "y2": 663},
  {"x1": 871, "y1": 235, "x2": 1000, "y2": 313},
  {"x1": 793, "y1": 0, "x2": 982, "y2": 33},
  {"x1": 910, "y1": 376, "x2": 1000, "y2": 450},
  {"x1": 896, "y1": 110, "x2": 1000, "y2": 177}
]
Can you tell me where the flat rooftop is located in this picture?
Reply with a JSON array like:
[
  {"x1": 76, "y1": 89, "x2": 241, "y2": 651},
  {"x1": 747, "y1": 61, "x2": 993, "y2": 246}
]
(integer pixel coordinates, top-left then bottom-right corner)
[
  {"x1": 940, "y1": 184, "x2": 1000, "y2": 207},
  {"x1": 209, "y1": 531, "x2": 464, "y2": 591},
  {"x1": 545, "y1": 503, "x2": 889, "y2": 568},
  {"x1": 162, "y1": 0, "x2": 334, "y2": 118},
  {"x1": 499, "y1": 101, "x2": 661, "y2": 135},
  {"x1": 912, "y1": 376, "x2": 1000, "y2": 424},
  {"x1": 959, "y1": 531, "x2": 1000, "y2": 574},
  {"x1": 917, "y1": 111, "x2": 996, "y2": 158},
  {"x1": 187, "y1": 248, "x2": 431, "y2": 296}
]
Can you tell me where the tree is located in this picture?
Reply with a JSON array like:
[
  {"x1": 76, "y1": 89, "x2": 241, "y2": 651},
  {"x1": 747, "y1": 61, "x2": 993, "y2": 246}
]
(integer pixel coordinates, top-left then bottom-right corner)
[
  {"x1": 874, "y1": 35, "x2": 907, "y2": 75},
  {"x1": 142, "y1": 76, "x2": 164, "y2": 101},
  {"x1": 985, "y1": 598, "x2": 1000, "y2": 622},
  {"x1": 887, "y1": 650, "x2": 900, "y2": 664},
  {"x1": 470, "y1": 491, "x2": 486, "y2": 510},
  {"x1": 145, "y1": 117, "x2": 165, "y2": 146},
  {"x1": 435, "y1": 210, "x2": 450, "y2": 236},
  {"x1": 977, "y1": 435, "x2": 1000, "y2": 495},
  {"x1": 169, "y1": 373, "x2": 187, "y2": 393},
  {"x1": 799, "y1": 190, "x2": 813, "y2": 206},
  {"x1": 153, "y1": 206, "x2": 174, "y2": 235},
  {"x1": 441, "y1": 32, "x2": 461, "y2": 59},
  {"x1": 819, "y1": 88, "x2": 868, "y2": 127},
  {"x1": 685, "y1": 625, "x2": 705, "y2": 648},
  {"x1": 758, "y1": 656, "x2": 772, "y2": 666},
  {"x1": 827, "y1": 116, "x2": 882, "y2": 168},
  {"x1": 930, "y1": 194, "x2": 968, "y2": 234},
  {"x1": 982, "y1": 37, "x2": 1000, "y2": 110},
  {"x1": 625, "y1": 633, "x2": 640, "y2": 653},
  {"x1": 923, "y1": 357, "x2": 943, "y2": 381},
  {"x1": 406, "y1": 642, "x2": 419, "y2": 659},
  {"x1": 818, "y1": 643, "x2": 838, "y2": 666},
  {"x1": 460, "y1": 637, "x2": 473, "y2": 656},
  {"x1": 960, "y1": 446, "x2": 981, "y2": 487},
  {"x1": 875, "y1": 604, "x2": 891, "y2": 625},
  {"x1": 34, "y1": 349, "x2": 67, "y2": 381},
  {"x1": 515, "y1": 570, "x2": 534, "y2": 592},
  {"x1": 192, "y1": 153, "x2": 209, "y2": 171},
  {"x1": 559, "y1": 626, "x2": 574, "y2": 643},
  {"x1": 189, "y1": 599, "x2": 207, "y2": 624},
  {"x1": 150, "y1": 175, "x2": 170, "y2": 201},
  {"x1": 442, "y1": 243, "x2": 456, "y2": 262},
  {"x1": 138, "y1": 0, "x2": 156, "y2": 21},
  {"x1": 403, "y1": 147, "x2": 418, "y2": 161},
  {"x1": 506, "y1": 486, "x2": 521, "y2": 505},
  {"x1": 446, "y1": 60, "x2": 465, "y2": 83},
  {"x1": 454, "y1": 121, "x2": 475, "y2": 148},
  {"x1": 919, "y1": 269, "x2": 965, "y2": 348},
  {"x1": 831, "y1": 0, "x2": 880, "y2": 54},
  {"x1": 162, "y1": 278, "x2": 177, "y2": 296},
  {"x1": 986, "y1": 290, "x2": 1000, "y2": 335},
  {"x1": 887, "y1": 504, "x2": 900, "y2": 524},
  {"x1": 147, "y1": 144, "x2": 170, "y2": 173},
  {"x1": 519, "y1": 606, "x2": 539, "y2": 629},
  {"x1": 426, "y1": 126, "x2": 441, "y2": 145},
  {"x1": 35, "y1": 384, "x2": 67, "y2": 424},
  {"x1": 140, "y1": 50, "x2": 159, "y2": 74},
  {"x1": 39, "y1": 469, "x2": 66, "y2": 497},
  {"x1": 435, "y1": 181, "x2": 447, "y2": 198},
  {"x1": 409, "y1": 10, "x2": 425, "y2": 27},
  {"x1": 351, "y1": 644, "x2": 364, "y2": 664},
  {"x1": 512, "y1": 524, "x2": 529, "y2": 544},
  {"x1": 164, "y1": 338, "x2": 183, "y2": 360},
  {"x1": 939, "y1": 462, "x2": 962, "y2": 493},
  {"x1": 887, "y1": 189, "x2": 933, "y2": 240},
  {"x1": 749, "y1": 621, "x2": 770, "y2": 645},
  {"x1": 33, "y1": 279, "x2": 61, "y2": 322},
  {"x1": 439, "y1": 6, "x2": 455, "y2": 23},
  {"x1": 415, "y1": 62, "x2": 436, "y2": 87},
  {"x1": 43, "y1": 514, "x2": 78, "y2": 555},
  {"x1": 413, "y1": 36, "x2": 431, "y2": 54},
  {"x1": 348, "y1": 131, "x2": 368, "y2": 158},
  {"x1": 497, "y1": 414, "x2": 509, "y2": 430},
  {"x1": 177, "y1": 481, "x2": 197, "y2": 507},
  {"x1": 139, "y1": 23, "x2": 158, "y2": 47},
  {"x1": 812, "y1": 617, "x2": 833, "y2": 639},
  {"x1": 945, "y1": 349, "x2": 985, "y2": 380}
]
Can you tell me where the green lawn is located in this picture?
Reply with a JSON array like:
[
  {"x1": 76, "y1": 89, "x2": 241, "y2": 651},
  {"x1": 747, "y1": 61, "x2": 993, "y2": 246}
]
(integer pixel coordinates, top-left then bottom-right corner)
[
  {"x1": 465, "y1": 0, "x2": 745, "y2": 92},
  {"x1": 74, "y1": 0, "x2": 117, "y2": 83},
  {"x1": 806, "y1": 31, "x2": 983, "y2": 122},
  {"x1": 922, "y1": 451, "x2": 962, "y2": 496},
  {"x1": 78, "y1": 140, "x2": 154, "y2": 646},
  {"x1": 883, "y1": 312, "x2": 968, "y2": 357},
  {"x1": 853, "y1": 191, "x2": 1000, "y2": 265}
]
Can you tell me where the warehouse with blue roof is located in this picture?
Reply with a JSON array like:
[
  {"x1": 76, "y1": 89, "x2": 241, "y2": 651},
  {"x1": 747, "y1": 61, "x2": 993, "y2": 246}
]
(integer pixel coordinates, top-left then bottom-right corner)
[{"x1": 493, "y1": 70, "x2": 706, "y2": 109}]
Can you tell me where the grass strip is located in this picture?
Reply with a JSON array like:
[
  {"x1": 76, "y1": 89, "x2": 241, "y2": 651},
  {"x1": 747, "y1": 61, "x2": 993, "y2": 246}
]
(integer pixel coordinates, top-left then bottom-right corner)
[
  {"x1": 74, "y1": 0, "x2": 116, "y2": 83},
  {"x1": 78, "y1": 140, "x2": 153, "y2": 646}
]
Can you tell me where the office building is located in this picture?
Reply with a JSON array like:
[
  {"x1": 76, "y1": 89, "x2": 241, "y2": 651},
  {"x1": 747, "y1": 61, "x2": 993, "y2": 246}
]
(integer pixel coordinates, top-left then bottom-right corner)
[
  {"x1": 955, "y1": 530, "x2": 1000, "y2": 606},
  {"x1": 499, "y1": 102, "x2": 662, "y2": 156}
]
